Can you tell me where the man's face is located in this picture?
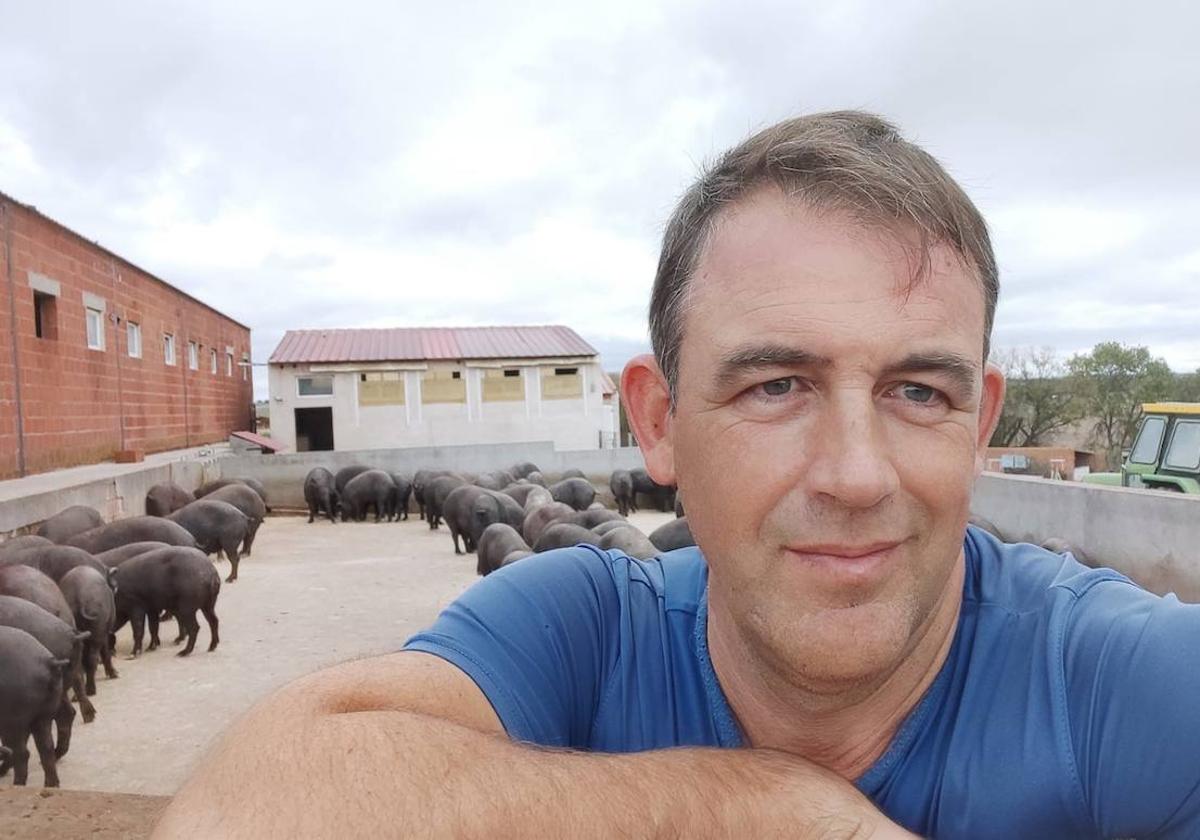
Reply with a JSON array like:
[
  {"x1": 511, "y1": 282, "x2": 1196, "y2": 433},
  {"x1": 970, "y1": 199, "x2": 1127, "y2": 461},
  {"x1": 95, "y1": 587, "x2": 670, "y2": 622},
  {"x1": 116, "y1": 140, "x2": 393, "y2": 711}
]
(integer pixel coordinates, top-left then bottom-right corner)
[{"x1": 668, "y1": 187, "x2": 1002, "y2": 695}]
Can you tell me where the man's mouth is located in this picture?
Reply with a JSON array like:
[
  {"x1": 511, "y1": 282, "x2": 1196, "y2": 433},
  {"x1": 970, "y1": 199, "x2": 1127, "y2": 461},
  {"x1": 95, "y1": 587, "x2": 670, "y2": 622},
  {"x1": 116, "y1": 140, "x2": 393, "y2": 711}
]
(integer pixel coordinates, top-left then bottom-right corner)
[
  {"x1": 786, "y1": 541, "x2": 901, "y2": 558},
  {"x1": 782, "y1": 540, "x2": 904, "y2": 582}
]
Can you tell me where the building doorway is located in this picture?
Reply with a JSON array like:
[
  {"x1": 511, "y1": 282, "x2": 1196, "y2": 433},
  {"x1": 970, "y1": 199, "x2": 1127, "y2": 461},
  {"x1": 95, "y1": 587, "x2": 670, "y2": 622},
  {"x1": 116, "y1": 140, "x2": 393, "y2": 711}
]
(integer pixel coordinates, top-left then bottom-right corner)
[{"x1": 295, "y1": 407, "x2": 334, "y2": 451}]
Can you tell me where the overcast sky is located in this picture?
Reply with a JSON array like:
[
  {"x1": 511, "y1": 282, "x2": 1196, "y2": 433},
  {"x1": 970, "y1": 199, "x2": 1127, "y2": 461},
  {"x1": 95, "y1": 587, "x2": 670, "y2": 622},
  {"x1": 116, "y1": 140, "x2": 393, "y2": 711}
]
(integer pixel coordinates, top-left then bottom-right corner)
[{"x1": 1, "y1": 1, "x2": 1197, "y2": 399}]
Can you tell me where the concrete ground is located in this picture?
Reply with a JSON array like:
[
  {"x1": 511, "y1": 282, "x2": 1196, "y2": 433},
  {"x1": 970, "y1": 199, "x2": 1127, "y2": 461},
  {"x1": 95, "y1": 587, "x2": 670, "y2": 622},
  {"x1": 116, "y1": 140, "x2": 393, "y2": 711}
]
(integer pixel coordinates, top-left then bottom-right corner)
[{"x1": 8, "y1": 508, "x2": 677, "y2": 795}]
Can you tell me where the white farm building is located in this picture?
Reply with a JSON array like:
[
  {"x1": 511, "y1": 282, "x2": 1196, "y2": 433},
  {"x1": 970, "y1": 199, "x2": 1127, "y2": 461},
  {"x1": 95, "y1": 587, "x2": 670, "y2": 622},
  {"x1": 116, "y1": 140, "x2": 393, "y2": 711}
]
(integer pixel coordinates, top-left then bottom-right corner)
[{"x1": 267, "y1": 325, "x2": 618, "y2": 452}]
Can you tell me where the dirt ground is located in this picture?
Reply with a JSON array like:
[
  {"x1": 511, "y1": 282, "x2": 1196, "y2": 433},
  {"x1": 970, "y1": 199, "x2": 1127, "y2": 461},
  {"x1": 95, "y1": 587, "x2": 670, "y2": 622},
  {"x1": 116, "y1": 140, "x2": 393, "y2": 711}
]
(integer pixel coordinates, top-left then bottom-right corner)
[
  {"x1": 5, "y1": 508, "x2": 677, "y2": 798},
  {"x1": 0, "y1": 788, "x2": 168, "y2": 840}
]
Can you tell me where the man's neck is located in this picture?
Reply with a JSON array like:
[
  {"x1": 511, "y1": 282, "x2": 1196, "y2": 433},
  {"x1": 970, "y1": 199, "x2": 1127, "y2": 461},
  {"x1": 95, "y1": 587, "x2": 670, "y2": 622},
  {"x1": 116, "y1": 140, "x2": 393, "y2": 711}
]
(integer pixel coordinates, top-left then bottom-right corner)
[{"x1": 707, "y1": 558, "x2": 965, "y2": 781}]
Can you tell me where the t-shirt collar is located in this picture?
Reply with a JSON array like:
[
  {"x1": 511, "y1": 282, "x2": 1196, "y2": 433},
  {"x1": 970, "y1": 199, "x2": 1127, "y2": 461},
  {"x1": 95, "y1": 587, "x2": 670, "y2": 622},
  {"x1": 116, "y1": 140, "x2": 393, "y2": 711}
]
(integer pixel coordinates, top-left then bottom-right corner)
[
  {"x1": 692, "y1": 537, "x2": 974, "y2": 786},
  {"x1": 692, "y1": 577, "x2": 748, "y2": 748}
]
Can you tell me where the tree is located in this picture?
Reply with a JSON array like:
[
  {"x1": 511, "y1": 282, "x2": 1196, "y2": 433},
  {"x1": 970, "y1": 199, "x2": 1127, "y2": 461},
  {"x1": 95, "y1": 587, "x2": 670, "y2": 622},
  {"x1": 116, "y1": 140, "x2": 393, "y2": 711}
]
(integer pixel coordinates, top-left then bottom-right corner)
[
  {"x1": 1169, "y1": 368, "x2": 1200, "y2": 402},
  {"x1": 988, "y1": 347, "x2": 1078, "y2": 447},
  {"x1": 1067, "y1": 342, "x2": 1176, "y2": 464}
]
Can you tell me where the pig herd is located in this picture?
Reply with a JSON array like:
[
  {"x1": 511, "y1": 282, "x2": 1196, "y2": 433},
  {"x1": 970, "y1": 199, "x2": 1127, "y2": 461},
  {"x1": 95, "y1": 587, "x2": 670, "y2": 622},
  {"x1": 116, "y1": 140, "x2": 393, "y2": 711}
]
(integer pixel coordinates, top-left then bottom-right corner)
[
  {"x1": 0, "y1": 477, "x2": 268, "y2": 788},
  {"x1": 1, "y1": 462, "x2": 705, "y2": 790},
  {"x1": 302, "y1": 462, "x2": 697, "y2": 579}
]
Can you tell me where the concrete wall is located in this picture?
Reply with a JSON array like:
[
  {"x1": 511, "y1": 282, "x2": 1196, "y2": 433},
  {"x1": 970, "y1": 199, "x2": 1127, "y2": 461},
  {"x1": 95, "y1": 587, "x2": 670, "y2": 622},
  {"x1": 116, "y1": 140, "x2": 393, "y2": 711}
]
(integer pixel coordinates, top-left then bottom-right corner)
[
  {"x1": 0, "y1": 195, "x2": 253, "y2": 480},
  {"x1": 0, "y1": 457, "x2": 223, "y2": 535},
  {"x1": 268, "y1": 359, "x2": 614, "y2": 453},
  {"x1": 972, "y1": 473, "x2": 1200, "y2": 601},
  {"x1": 219, "y1": 442, "x2": 648, "y2": 508},
  {"x1": 0, "y1": 441, "x2": 638, "y2": 534}
]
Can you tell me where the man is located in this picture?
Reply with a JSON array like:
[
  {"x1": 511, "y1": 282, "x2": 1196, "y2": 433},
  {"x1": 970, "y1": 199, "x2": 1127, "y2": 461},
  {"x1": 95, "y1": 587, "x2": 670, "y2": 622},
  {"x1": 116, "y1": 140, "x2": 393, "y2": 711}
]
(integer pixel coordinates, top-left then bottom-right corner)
[{"x1": 156, "y1": 113, "x2": 1200, "y2": 838}]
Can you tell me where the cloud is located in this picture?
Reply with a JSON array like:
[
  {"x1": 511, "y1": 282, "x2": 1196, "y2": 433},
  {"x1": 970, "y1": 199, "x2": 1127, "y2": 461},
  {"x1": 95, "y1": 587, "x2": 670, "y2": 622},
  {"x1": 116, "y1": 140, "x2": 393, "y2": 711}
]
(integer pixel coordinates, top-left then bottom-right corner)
[{"x1": 0, "y1": 0, "x2": 1197, "y2": 403}]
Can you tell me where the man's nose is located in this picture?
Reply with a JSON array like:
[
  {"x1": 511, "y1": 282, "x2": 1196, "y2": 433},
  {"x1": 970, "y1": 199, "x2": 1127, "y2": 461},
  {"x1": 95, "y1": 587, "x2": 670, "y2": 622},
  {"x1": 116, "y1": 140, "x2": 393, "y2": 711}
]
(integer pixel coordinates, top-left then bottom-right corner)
[{"x1": 803, "y1": 392, "x2": 899, "y2": 510}]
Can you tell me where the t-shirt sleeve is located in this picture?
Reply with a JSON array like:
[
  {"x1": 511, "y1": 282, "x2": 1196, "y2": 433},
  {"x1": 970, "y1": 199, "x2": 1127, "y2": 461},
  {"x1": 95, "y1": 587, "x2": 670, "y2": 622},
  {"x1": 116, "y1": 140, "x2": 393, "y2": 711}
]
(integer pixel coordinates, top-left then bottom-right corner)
[
  {"x1": 1062, "y1": 579, "x2": 1200, "y2": 838},
  {"x1": 403, "y1": 546, "x2": 619, "y2": 748}
]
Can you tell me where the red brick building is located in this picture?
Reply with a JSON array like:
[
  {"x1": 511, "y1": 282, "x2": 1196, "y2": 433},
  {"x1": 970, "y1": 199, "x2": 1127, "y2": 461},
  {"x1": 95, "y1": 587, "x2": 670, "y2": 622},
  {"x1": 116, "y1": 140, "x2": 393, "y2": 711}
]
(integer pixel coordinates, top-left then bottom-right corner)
[{"x1": 0, "y1": 191, "x2": 253, "y2": 479}]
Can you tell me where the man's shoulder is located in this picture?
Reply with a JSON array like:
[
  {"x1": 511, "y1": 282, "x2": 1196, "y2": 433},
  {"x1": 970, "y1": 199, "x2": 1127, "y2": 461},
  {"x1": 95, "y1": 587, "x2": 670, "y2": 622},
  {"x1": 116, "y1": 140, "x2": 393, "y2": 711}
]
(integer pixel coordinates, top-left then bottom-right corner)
[
  {"x1": 911, "y1": 529, "x2": 1200, "y2": 837},
  {"x1": 488, "y1": 542, "x2": 708, "y2": 616},
  {"x1": 404, "y1": 542, "x2": 717, "y2": 749},
  {"x1": 963, "y1": 525, "x2": 1199, "y2": 674},
  {"x1": 964, "y1": 525, "x2": 1136, "y2": 615}
]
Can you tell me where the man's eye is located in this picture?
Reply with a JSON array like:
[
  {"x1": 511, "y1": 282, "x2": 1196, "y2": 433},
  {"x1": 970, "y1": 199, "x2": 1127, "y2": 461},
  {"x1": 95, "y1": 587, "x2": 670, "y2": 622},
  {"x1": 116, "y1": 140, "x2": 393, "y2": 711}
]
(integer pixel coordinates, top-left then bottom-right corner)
[
  {"x1": 760, "y1": 378, "x2": 794, "y2": 397},
  {"x1": 900, "y1": 383, "x2": 938, "y2": 403}
]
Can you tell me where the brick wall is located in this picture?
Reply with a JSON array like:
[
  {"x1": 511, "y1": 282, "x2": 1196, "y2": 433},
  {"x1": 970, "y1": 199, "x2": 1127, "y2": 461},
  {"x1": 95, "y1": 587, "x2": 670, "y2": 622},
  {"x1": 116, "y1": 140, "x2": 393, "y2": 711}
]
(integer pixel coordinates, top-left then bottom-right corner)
[
  {"x1": 0, "y1": 206, "x2": 19, "y2": 479},
  {"x1": 0, "y1": 195, "x2": 253, "y2": 479}
]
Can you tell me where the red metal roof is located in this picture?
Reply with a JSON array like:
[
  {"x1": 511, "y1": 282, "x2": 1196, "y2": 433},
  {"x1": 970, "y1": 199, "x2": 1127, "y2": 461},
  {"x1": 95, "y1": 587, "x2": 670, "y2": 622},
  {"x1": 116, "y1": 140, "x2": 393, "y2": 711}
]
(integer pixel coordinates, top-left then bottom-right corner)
[
  {"x1": 598, "y1": 370, "x2": 618, "y2": 397},
  {"x1": 269, "y1": 326, "x2": 598, "y2": 364},
  {"x1": 231, "y1": 431, "x2": 287, "y2": 452}
]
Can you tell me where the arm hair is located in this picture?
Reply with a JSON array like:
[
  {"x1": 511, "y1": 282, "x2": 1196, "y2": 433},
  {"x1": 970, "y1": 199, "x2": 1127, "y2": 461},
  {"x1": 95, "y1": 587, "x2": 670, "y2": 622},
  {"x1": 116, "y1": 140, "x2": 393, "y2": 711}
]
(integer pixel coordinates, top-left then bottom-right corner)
[{"x1": 153, "y1": 652, "x2": 915, "y2": 839}]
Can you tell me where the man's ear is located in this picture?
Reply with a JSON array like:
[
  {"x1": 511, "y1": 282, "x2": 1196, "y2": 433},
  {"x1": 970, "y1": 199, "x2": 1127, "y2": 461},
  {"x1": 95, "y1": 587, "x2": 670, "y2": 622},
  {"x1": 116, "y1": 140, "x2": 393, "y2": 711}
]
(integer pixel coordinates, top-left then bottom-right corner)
[
  {"x1": 974, "y1": 362, "x2": 1006, "y2": 477},
  {"x1": 621, "y1": 354, "x2": 677, "y2": 486}
]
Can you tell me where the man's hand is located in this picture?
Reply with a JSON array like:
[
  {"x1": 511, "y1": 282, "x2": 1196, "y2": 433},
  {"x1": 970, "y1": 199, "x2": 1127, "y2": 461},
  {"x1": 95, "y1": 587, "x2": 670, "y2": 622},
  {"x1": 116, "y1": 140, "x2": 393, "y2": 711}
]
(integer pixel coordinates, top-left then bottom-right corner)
[{"x1": 154, "y1": 652, "x2": 917, "y2": 839}]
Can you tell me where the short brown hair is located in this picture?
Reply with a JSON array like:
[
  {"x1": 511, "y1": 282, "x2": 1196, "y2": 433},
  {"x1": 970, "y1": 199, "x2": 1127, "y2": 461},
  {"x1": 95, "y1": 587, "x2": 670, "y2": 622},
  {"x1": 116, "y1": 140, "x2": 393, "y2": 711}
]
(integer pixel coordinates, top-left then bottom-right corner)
[{"x1": 649, "y1": 110, "x2": 998, "y2": 402}]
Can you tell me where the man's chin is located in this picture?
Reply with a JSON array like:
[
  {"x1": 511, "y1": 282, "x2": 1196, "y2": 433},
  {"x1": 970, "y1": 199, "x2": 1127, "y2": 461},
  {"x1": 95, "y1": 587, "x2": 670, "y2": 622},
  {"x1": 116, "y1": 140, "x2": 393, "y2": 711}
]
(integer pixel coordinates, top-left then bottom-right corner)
[{"x1": 746, "y1": 600, "x2": 917, "y2": 694}]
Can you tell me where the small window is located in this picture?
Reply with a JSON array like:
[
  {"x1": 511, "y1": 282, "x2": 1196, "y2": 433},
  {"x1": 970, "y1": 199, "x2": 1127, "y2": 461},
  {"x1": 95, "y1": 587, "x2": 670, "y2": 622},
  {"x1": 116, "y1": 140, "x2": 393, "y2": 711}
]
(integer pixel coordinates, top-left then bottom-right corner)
[
  {"x1": 226, "y1": 353, "x2": 233, "y2": 377},
  {"x1": 33, "y1": 292, "x2": 57, "y2": 340},
  {"x1": 298, "y1": 375, "x2": 334, "y2": 397},
  {"x1": 210, "y1": 349, "x2": 218, "y2": 374},
  {"x1": 164, "y1": 334, "x2": 176, "y2": 365},
  {"x1": 188, "y1": 341, "x2": 199, "y2": 370},
  {"x1": 483, "y1": 368, "x2": 524, "y2": 402},
  {"x1": 542, "y1": 365, "x2": 582, "y2": 399},
  {"x1": 127, "y1": 322, "x2": 142, "y2": 358},
  {"x1": 422, "y1": 369, "x2": 467, "y2": 404},
  {"x1": 1164, "y1": 421, "x2": 1200, "y2": 471},
  {"x1": 1129, "y1": 416, "x2": 1166, "y2": 465},
  {"x1": 359, "y1": 371, "x2": 405, "y2": 406},
  {"x1": 86, "y1": 307, "x2": 105, "y2": 350},
  {"x1": 242, "y1": 359, "x2": 248, "y2": 381}
]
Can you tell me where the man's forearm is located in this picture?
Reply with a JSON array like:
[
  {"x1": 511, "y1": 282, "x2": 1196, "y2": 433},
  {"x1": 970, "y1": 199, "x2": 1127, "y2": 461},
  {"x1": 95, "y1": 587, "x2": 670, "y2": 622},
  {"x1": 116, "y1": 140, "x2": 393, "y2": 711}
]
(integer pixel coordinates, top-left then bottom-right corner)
[{"x1": 155, "y1": 689, "x2": 913, "y2": 839}]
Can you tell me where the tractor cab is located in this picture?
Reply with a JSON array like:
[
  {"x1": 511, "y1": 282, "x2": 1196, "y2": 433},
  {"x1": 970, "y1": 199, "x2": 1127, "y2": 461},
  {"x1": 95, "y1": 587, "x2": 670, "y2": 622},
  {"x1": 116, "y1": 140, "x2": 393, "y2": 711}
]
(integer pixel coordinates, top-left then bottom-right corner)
[{"x1": 1086, "y1": 403, "x2": 1200, "y2": 493}]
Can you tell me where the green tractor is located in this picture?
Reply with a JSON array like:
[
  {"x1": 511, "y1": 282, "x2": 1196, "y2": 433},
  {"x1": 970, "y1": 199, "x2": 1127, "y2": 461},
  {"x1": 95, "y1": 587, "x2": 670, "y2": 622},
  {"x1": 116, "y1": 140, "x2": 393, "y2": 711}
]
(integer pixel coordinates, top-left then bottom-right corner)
[{"x1": 1082, "y1": 403, "x2": 1200, "y2": 493}]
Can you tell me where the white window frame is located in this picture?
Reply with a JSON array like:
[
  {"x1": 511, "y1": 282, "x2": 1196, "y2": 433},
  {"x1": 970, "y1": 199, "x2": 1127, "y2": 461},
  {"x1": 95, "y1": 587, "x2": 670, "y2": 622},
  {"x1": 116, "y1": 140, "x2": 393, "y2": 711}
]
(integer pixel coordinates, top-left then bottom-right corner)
[
  {"x1": 188, "y1": 341, "x2": 199, "y2": 370},
  {"x1": 163, "y1": 334, "x2": 176, "y2": 366},
  {"x1": 127, "y1": 322, "x2": 142, "y2": 358},
  {"x1": 226, "y1": 352, "x2": 233, "y2": 377},
  {"x1": 297, "y1": 375, "x2": 334, "y2": 397},
  {"x1": 85, "y1": 307, "x2": 105, "y2": 350}
]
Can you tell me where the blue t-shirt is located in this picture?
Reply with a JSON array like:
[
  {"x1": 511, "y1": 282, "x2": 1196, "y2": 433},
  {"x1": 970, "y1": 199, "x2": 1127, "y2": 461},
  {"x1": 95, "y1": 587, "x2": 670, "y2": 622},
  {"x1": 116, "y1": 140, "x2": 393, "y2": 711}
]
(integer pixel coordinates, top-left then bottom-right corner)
[{"x1": 404, "y1": 526, "x2": 1200, "y2": 838}]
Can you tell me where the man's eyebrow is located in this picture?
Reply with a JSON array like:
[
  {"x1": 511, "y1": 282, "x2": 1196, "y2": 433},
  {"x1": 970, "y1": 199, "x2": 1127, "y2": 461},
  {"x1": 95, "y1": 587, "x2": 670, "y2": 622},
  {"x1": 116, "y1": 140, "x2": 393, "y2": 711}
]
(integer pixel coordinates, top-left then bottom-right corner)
[
  {"x1": 711, "y1": 346, "x2": 980, "y2": 396},
  {"x1": 881, "y1": 352, "x2": 980, "y2": 396},
  {"x1": 713, "y1": 344, "x2": 832, "y2": 388}
]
